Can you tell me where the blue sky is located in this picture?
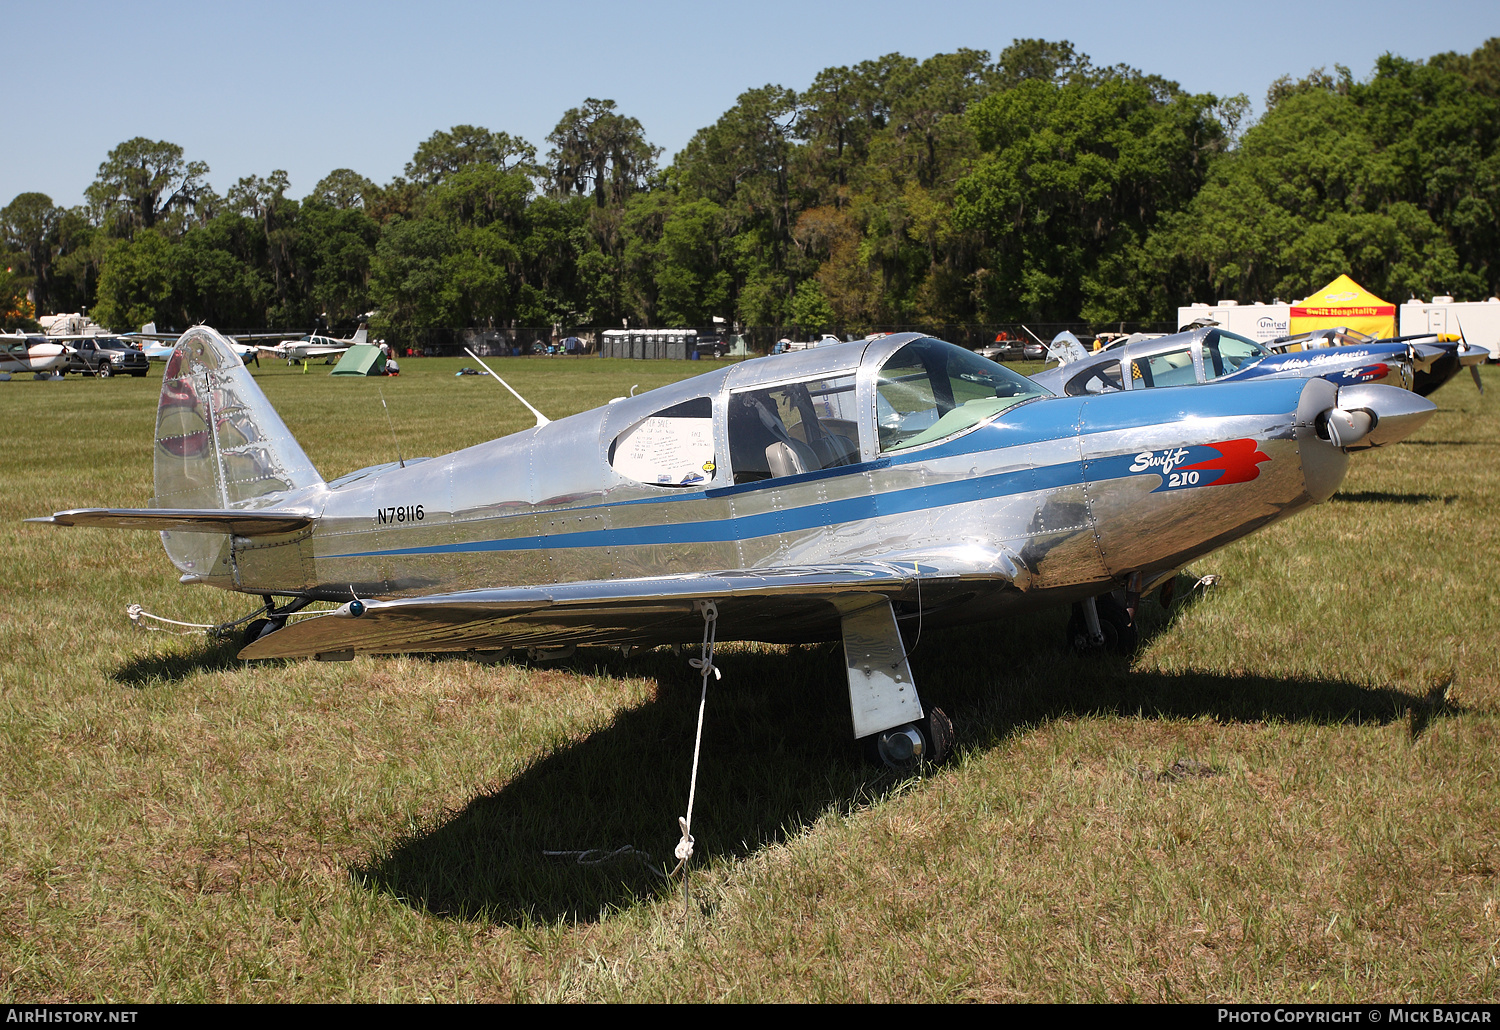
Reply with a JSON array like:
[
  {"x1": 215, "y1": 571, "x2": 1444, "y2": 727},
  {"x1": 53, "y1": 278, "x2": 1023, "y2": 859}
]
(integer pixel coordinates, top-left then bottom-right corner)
[{"x1": 4, "y1": 0, "x2": 1497, "y2": 209}]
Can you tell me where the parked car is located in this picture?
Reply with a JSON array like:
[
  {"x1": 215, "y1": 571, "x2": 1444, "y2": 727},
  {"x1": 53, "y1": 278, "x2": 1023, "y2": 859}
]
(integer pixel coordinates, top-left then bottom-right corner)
[
  {"x1": 62, "y1": 337, "x2": 150, "y2": 377},
  {"x1": 978, "y1": 339, "x2": 1046, "y2": 361},
  {"x1": 977, "y1": 333, "x2": 1048, "y2": 362}
]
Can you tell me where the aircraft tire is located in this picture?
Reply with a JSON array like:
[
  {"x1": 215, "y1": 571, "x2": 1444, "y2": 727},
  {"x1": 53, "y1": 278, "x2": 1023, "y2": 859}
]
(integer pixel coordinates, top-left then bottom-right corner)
[
  {"x1": 919, "y1": 707, "x2": 955, "y2": 765},
  {"x1": 1094, "y1": 595, "x2": 1138, "y2": 655},
  {"x1": 862, "y1": 711, "x2": 952, "y2": 770},
  {"x1": 1065, "y1": 604, "x2": 1091, "y2": 653},
  {"x1": 1067, "y1": 596, "x2": 1138, "y2": 656}
]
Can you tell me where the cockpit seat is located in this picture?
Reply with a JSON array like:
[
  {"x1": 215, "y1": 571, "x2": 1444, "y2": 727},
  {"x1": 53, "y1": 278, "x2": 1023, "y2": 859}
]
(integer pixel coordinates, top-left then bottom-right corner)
[
  {"x1": 810, "y1": 434, "x2": 858, "y2": 468},
  {"x1": 766, "y1": 439, "x2": 820, "y2": 478}
]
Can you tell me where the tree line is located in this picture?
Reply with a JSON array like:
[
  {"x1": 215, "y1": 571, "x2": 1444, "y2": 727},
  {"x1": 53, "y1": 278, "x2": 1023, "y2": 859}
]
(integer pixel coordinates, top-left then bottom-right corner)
[{"x1": 3, "y1": 37, "x2": 1497, "y2": 341}]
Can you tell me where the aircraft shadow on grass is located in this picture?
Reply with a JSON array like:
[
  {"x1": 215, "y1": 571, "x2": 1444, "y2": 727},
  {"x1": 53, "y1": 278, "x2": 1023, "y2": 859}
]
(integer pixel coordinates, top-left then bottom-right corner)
[
  {"x1": 1392, "y1": 438, "x2": 1488, "y2": 446},
  {"x1": 111, "y1": 635, "x2": 271, "y2": 686},
  {"x1": 1332, "y1": 490, "x2": 1454, "y2": 505},
  {"x1": 354, "y1": 585, "x2": 1459, "y2": 925}
]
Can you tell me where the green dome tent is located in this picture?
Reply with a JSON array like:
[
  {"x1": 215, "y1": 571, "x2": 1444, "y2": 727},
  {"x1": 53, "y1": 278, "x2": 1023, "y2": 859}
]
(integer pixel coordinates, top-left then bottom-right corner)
[{"x1": 329, "y1": 344, "x2": 388, "y2": 376}]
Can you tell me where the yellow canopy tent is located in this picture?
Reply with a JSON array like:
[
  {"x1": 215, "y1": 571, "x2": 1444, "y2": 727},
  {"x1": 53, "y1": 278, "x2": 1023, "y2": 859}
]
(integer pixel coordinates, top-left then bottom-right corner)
[{"x1": 1290, "y1": 275, "x2": 1396, "y2": 338}]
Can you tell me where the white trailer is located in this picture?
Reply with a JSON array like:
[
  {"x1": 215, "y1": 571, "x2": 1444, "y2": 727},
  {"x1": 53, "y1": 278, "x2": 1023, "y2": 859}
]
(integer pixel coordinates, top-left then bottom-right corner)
[
  {"x1": 1177, "y1": 301, "x2": 1291, "y2": 343},
  {"x1": 1400, "y1": 297, "x2": 1500, "y2": 361}
]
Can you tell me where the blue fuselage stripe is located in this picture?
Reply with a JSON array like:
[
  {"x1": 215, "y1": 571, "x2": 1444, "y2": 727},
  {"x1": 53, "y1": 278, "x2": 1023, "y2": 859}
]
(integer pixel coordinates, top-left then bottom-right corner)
[{"x1": 328, "y1": 460, "x2": 1082, "y2": 558}]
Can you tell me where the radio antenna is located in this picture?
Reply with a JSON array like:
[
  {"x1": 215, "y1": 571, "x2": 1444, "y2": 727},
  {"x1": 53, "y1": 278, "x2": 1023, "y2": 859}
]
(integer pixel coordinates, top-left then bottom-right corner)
[
  {"x1": 463, "y1": 347, "x2": 551, "y2": 427},
  {"x1": 378, "y1": 386, "x2": 405, "y2": 468}
]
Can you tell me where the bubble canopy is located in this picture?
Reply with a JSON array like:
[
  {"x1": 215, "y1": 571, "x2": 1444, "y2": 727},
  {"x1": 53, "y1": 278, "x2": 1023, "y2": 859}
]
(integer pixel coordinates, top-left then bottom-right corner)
[{"x1": 875, "y1": 337, "x2": 1052, "y2": 452}]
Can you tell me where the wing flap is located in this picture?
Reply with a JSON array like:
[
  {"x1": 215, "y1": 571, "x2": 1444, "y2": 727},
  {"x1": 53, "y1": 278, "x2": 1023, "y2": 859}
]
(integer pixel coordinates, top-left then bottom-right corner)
[{"x1": 238, "y1": 563, "x2": 922, "y2": 660}]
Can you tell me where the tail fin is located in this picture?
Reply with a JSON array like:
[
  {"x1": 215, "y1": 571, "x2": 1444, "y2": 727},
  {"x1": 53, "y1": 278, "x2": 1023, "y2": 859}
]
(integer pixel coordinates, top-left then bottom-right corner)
[
  {"x1": 155, "y1": 327, "x2": 324, "y2": 579},
  {"x1": 156, "y1": 326, "x2": 323, "y2": 508},
  {"x1": 351, "y1": 327, "x2": 368, "y2": 345}
]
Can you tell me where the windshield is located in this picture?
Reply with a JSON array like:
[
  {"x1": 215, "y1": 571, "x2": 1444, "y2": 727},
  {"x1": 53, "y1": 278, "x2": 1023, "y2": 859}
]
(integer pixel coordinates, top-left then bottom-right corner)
[
  {"x1": 876, "y1": 338, "x2": 1051, "y2": 452},
  {"x1": 1202, "y1": 330, "x2": 1270, "y2": 379}
]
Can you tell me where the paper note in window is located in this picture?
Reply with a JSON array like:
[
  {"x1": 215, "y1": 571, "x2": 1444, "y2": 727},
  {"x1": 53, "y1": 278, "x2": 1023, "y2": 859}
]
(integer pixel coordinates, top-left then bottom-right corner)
[{"x1": 613, "y1": 417, "x2": 716, "y2": 485}]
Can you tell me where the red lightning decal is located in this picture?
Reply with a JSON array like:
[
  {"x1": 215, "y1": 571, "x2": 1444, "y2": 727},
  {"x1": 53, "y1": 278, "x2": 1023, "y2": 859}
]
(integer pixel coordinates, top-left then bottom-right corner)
[{"x1": 1177, "y1": 439, "x2": 1271, "y2": 486}]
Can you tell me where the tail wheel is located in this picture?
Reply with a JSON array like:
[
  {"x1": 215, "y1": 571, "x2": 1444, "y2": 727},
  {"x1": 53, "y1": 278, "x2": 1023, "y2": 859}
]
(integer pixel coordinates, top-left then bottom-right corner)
[{"x1": 240, "y1": 618, "x2": 284, "y2": 647}]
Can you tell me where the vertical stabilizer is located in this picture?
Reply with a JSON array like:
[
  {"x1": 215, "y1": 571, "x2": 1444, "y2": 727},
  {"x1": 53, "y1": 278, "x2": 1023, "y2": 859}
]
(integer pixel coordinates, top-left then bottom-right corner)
[
  {"x1": 155, "y1": 327, "x2": 323, "y2": 579},
  {"x1": 351, "y1": 327, "x2": 368, "y2": 345}
]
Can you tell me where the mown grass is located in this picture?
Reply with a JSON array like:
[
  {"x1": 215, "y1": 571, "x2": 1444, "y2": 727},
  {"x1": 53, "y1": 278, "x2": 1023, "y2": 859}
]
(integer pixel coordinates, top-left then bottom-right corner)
[{"x1": 0, "y1": 356, "x2": 1496, "y2": 1002}]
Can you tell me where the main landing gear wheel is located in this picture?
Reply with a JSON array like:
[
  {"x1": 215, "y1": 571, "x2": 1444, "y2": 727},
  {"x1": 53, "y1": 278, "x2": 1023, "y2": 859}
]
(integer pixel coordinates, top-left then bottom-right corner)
[
  {"x1": 863, "y1": 707, "x2": 955, "y2": 770},
  {"x1": 1067, "y1": 595, "x2": 1138, "y2": 655}
]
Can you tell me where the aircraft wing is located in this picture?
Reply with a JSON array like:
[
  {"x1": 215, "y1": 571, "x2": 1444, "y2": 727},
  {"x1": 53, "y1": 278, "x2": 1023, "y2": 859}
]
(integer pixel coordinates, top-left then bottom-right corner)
[{"x1": 237, "y1": 550, "x2": 1030, "y2": 660}]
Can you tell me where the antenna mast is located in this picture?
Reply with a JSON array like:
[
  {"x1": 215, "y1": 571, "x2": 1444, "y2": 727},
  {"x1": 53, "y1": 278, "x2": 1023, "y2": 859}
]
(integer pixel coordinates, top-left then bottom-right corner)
[
  {"x1": 378, "y1": 386, "x2": 405, "y2": 468},
  {"x1": 463, "y1": 347, "x2": 551, "y2": 427}
]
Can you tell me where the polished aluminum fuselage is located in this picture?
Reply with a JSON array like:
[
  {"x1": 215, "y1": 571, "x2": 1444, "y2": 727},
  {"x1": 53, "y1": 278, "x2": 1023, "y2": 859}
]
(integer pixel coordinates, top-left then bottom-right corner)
[
  {"x1": 1030, "y1": 326, "x2": 1422, "y2": 397},
  {"x1": 186, "y1": 337, "x2": 1344, "y2": 645}
]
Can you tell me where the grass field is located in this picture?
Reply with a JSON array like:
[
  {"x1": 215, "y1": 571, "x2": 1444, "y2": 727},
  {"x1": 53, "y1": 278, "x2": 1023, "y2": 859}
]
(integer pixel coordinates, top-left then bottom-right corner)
[{"x1": 1, "y1": 355, "x2": 1496, "y2": 1002}]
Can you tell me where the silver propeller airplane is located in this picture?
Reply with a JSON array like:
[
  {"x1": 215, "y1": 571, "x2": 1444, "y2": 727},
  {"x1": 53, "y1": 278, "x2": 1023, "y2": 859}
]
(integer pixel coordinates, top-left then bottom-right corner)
[{"x1": 32, "y1": 327, "x2": 1436, "y2": 766}]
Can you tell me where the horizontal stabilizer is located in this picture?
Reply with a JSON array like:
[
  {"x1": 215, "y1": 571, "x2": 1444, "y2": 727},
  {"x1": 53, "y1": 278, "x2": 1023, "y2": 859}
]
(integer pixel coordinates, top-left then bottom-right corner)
[{"x1": 30, "y1": 507, "x2": 315, "y2": 535}]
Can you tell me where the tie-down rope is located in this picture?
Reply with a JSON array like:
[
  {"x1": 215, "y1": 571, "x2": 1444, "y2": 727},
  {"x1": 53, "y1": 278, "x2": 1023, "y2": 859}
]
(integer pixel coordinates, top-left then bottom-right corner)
[
  {"x1": 125, "y1": 603, "x2": 267, "y2": 638},
  {"x1": 671, "y1": 599, "x2": 720, "y2": 880},
  {"x1": 539, "y1": 600, "x2": 720, "y2": 916}
]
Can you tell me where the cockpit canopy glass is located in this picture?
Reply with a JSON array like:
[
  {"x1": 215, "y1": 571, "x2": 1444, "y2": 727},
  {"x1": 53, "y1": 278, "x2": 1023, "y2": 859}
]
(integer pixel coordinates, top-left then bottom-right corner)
[
  {"x1": 728, "y1": 374, "x2": 859, "y2": 484},
  {"x1": 876, "y1": 338, "x2": 1050, "y2": 452},
  {"x1": 1201, "y1": 330, "x2": 1270, "y2": 379}
]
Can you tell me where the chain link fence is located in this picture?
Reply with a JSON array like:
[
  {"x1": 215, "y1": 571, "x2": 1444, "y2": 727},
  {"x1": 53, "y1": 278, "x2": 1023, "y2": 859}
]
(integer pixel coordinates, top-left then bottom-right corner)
[{"x1": 212, "y1": 321, "x2": 1179, "y2": 359}]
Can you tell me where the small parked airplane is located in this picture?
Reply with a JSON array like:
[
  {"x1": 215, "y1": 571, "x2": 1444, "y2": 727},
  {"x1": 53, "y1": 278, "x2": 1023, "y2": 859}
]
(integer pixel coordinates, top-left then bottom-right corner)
[
  {"x1": 1264, "y1": 326, "x2": 1489, "y2": 396},
  {"x1": 1029, "y1": 325, "x2": 1445, "y2": 398},
  {"x1": 256, "y1": 328, "x2": 367, "y2": 363},
  {"x1": 31, "y1": 327, "x2": 1435, "y2": 767},
  {"x1": 0, "y1": 332, "x2": 70, "y2": 375},
  {"x1": 133, "y1": 323, "x2": 278, "y2": 365}
]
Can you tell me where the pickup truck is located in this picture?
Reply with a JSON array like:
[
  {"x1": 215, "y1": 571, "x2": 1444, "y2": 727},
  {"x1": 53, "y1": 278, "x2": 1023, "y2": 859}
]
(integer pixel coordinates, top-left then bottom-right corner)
[{"x1": 61, "y1": 337, "x2": 150, "y2": 377}]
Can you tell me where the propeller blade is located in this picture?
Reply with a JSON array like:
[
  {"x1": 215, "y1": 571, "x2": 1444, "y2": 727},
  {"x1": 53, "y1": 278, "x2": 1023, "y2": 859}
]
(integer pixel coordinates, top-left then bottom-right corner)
[{"x1": 1455, "y1": 316, "x2": 1484, "y2": 394}]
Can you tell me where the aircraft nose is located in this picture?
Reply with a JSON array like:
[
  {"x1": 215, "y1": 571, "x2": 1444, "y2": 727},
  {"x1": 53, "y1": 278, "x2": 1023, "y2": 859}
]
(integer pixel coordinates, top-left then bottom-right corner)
[
  {"x1": 1295, "y1": 378, "x2": 1436, "y2": 504},
  {"x1": 1320, "y1": 383, "x2": 1436, "y2": 449}
]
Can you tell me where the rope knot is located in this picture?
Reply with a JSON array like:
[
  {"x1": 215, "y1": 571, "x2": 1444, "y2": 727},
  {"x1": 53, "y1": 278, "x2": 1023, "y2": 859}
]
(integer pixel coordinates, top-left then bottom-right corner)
[
  {"x1": 674, "y1": 816, "x2": 695, "y2": 862},
  {"x1": 688, "y1": 656, "x2": 721, "y2": 680}
]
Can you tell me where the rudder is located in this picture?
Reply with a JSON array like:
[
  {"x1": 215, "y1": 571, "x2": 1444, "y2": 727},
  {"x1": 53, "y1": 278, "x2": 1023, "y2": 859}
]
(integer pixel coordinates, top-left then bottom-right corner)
[{"x1": 155, "y1": 327, "x2": 324, "y2": 581}]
